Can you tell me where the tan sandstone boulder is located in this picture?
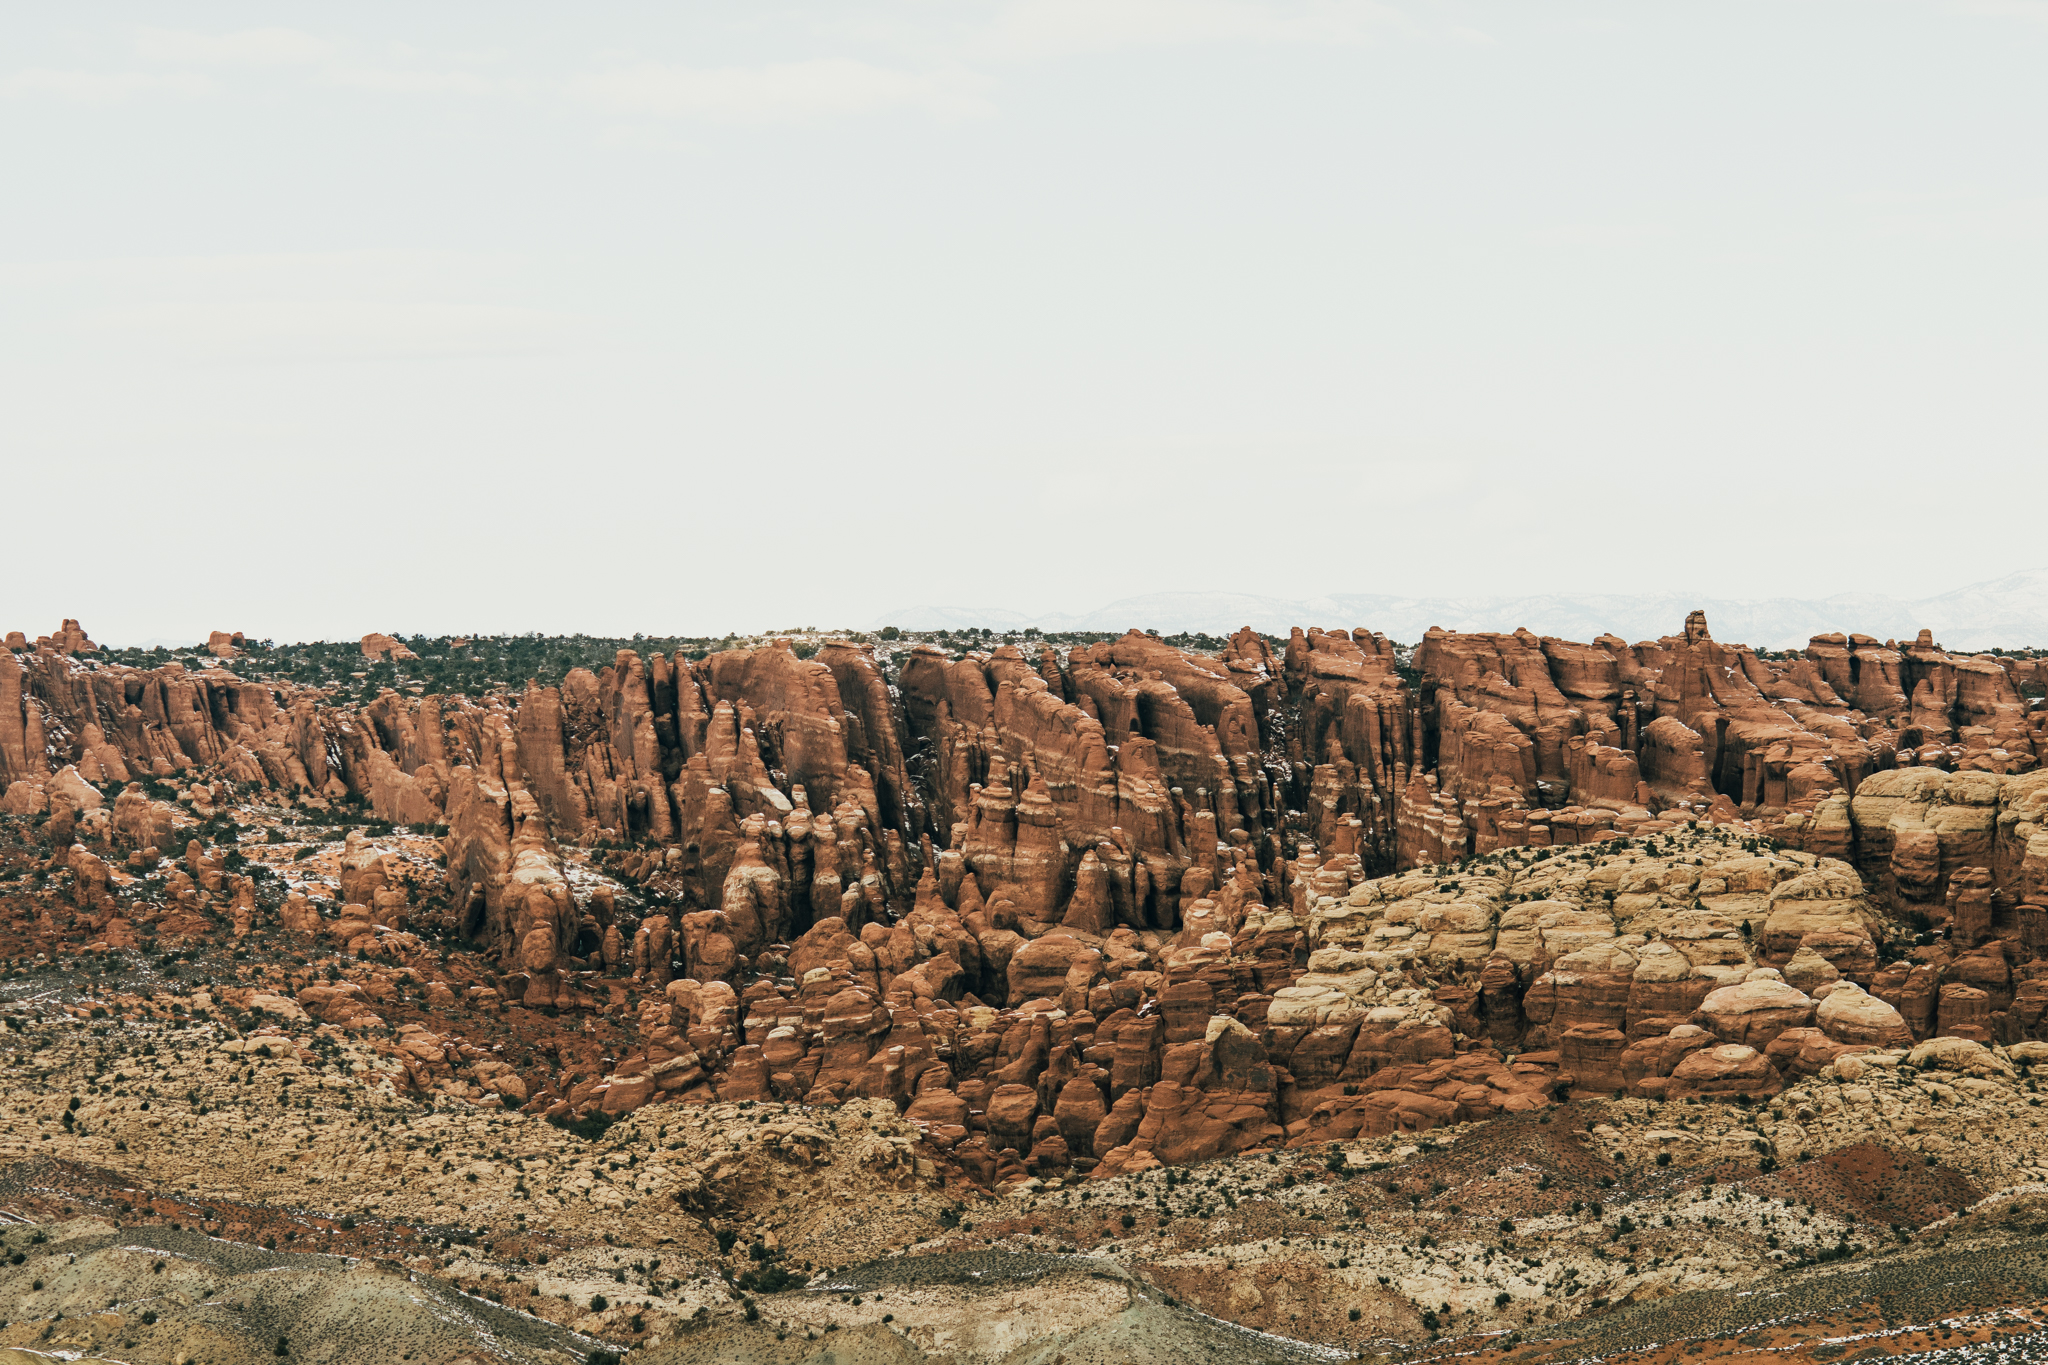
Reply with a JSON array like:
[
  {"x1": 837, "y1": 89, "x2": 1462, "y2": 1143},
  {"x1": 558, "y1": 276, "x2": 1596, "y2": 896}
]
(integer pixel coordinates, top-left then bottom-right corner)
[{"x1": 1815, "y1": 981, "x2": 1913, "y2": 1048}]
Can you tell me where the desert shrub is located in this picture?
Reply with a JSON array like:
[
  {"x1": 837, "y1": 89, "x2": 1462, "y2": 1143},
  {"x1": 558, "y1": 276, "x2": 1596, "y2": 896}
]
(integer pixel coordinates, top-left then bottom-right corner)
[
  {"x1": 738, "y1": 1263, "x2": 801, "y2": 1293},
  {"x1": 548, "y1": 1111, "x2": 614, "y2": 1141}
]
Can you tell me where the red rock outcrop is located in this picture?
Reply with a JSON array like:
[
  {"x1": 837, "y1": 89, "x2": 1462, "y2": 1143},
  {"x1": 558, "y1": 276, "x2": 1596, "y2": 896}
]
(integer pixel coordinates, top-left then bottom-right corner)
[
  {"x1": 361, "y1": 633, "x2": 418, "y2": 661},
  {"x1": 21, "y1": 608, "x2": 2048, "y2": 1173}
]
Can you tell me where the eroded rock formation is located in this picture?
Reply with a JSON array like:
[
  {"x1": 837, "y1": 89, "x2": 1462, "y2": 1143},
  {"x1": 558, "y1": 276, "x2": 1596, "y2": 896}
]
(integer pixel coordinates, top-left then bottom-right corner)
[{"x1": 11, "y1": 612, "x2": 2048, "y2": 1176}]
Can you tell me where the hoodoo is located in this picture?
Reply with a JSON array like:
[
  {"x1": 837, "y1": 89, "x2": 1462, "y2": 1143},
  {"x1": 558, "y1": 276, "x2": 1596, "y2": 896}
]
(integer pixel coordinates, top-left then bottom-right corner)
[{"x1": 5, "y1": 616, "x2": 2048, "y2": 1362}]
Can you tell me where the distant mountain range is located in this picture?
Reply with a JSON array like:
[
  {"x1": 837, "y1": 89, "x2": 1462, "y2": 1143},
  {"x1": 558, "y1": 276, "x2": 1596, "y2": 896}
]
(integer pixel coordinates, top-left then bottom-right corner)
[{"x1": 874, "y1": 567, "x2": 2048, "y2": 652}]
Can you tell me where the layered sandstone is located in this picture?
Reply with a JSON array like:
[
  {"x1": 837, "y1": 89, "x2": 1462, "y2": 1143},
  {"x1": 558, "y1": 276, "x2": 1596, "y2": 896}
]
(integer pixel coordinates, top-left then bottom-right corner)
[{"x1": 10, "y1": 613, "x2": 2048, "y2": 1154}]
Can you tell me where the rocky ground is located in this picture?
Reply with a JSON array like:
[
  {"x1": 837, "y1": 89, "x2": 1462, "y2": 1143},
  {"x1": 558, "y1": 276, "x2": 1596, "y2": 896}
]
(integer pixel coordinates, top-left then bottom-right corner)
[
  {"x1": 9, "y1": 615, "x2": 2048, "y2": 1361},
  {"x1": 6, "y1": 947, "x2": 2048, "y2": 1364}
]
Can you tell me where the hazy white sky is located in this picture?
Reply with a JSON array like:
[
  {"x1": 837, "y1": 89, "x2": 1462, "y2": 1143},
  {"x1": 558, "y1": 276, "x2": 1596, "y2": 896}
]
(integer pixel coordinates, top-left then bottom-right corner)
[{"x1": 5, "y1": 2, "x2": 2045, "y2": 644}]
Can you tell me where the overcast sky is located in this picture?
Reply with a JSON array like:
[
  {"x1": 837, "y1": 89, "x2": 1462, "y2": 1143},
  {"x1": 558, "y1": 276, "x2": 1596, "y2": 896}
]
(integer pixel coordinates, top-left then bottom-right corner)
[{"x1": 5, "y1": 2, "x2": 2045, "y2": 645}]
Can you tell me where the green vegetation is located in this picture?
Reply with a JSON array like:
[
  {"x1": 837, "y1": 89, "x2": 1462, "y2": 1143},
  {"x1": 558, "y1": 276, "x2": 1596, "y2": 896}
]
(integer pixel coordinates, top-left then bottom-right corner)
[{"x1": 84, "y1": 625, "x2": 1252, "y2": 707}]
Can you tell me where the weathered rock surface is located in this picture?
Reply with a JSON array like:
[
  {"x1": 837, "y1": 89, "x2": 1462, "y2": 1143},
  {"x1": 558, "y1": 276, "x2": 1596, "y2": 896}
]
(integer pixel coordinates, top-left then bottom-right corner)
[
  {"x1": 5, "y1": 621, "x2": 2048, "y2": 1154},
  {"x1": 8, "y1": 612, "x2": 2048, "y2": 1363}
]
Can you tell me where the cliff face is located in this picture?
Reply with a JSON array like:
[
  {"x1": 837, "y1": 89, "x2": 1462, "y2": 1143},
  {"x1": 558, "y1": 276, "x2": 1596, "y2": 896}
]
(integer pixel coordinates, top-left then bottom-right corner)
[
  {"x1": 8, "y1": 614, "x2": 2048, "y2": 1181},
  {"x1": 13, "y1": 615, "x2": 2044, "y2": 907}
]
